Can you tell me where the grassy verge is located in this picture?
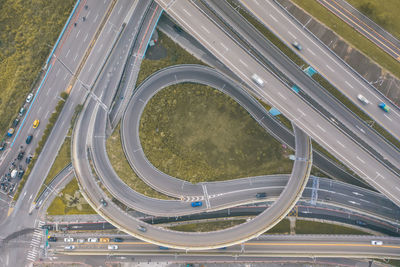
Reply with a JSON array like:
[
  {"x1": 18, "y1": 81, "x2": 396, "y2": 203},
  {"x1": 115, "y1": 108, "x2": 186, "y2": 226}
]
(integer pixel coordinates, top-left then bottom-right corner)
[
  {"x1": 140, "y1": 83, "x2": 293, "y2": 183},
  {"x1": 169, "y1": 219, "x2": 246, "y2": 232},
  {"x1": 295, "y1": 220, "x2": 370, "y2": 235},
  {"x1": 106, "y1": 124, "x2": 171, "y2": 199},
  {"x1": 292, "y1": 0, "x2": 400, "y2": 79},
  {"x1": 0, "y1": 0, "x2": 75, "y2": 135},
  {"x1": 346, "y1": 0, "x2": 400, "y2": 39},
  {"x1": 13, "y1": 93, "x2": 68, "y2": 201},
  {"x1": 136, "y1": 31, "x2": 204, "y2": 86},
  {"x1": 47, "y1": 178, "x2": 95, "y2": 215}
]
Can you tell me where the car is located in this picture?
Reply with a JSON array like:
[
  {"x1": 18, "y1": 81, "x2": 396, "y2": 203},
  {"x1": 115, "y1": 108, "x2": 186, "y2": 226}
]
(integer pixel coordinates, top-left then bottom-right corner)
[
  {"x1": 12, "y1": 118, "x2": 20, "y2": 127},
  {"x1": 7, "y1": 128, "x2": 15, "y2": 137},
  {"x1": 159, "y1": 246, "x2": 169, "y2": 250},
  {"x1": 64, "y1": 245, "x2": 75, "y2": 250},
  {"x1": 77, "y1": 238, "x2": 85, "y2": 243},
  {"x1": 113, "y1": 237, "x2": 124, "y2": 242},
  {"x1": 355, "y1": 220, "x2": 367, "y2": 226},
  {"x1": 137, "y1": 225, "x2": 147, "y2": 232},
  {"x1": 292, "y1": 41, "x2": 302, "y2": 51},
  {"x1": 100, "y1": 237, "x2": 110, "y2": 243},
  {"x1": 173, "y1": 25, "x2": 183, "y2": 33},
  {"x1": 60, "y1": 226, "x2": 69, "y2": 231},
  {"x1": 0, "y1": 142, "x2": 7, "y2": 151},
  {"x1": 18, "y1": 107, "x2": 26, "y2": 117},
  {"x1": 33, "y1": 120, "x2": 39, "y2": 128},
  {"x1": 88, "y1": 238, "x2": 99, "y2": 242},
  {"x1": 26, "y1": 155, "x2": 32, "y2": 164},
  {"x1": 108, "y1": 245, "x2": 118, "y2": 250},
  {"x1": 17, "y1": 170, "x2": 24, "y2": 179},
  {"x1": 26, "y1": 93, "x2": 34, "y2": 103},
  {"x1": 378, "y1": 102, "x2": 390, "y2": 112},
  {"x1": 100, "y1": 198, "x2": 107, "y2": 207},
  {"x1": 191, "y1": 201, "x2": 202, "y2": 207},
  {"x1": 48, "y1": 236, "x2": 57, "y2": 242},
  {"x1": 26, "y1": 135, "x2": 33, "y2": 144},
  {"x1": 256, "y1": 192, "x2": 267, "y2": 199},
  {"x1": 41, "y1": 225, "x2": 52, "y2": 230},
  {"x1": 17, "y1": 151, "x2": 24, "y2": 161},
  {"x1": 251, "y1": 74, "x2": 264, "y2": 86},
  {"x1": 371, "y1": 240, "x2": 383, "y2": 246},
  {"x1": 357, "y1": 94, "x2": 369, "y2": 104},
  {"x1": 64, "y1": 237, "x2": 74, "y2": 242}
]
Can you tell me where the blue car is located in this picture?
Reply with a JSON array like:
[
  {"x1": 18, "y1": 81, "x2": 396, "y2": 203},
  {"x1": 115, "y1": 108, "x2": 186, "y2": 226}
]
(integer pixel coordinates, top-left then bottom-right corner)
[
  {"x1": 378, "y1": 102, "x2": 390, "y2": 112},
  {"x1": 191, "y1": 201, "x2": 202, "y2": 207}
]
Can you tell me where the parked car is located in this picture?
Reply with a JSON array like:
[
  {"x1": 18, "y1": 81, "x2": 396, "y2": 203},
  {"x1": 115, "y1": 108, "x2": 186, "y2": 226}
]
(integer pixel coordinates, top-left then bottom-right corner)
[
  {"x1": 137, "y1": 225, "x2": 147, "y2": 232},
  {"x1": 0, "y1": 142, "x2": 7, "y2": 151},
  {"x1": 371, "y1": 240, "x2": 383, "y2": 245},
  {"x1": 26, "y1": 155, "x2": 32, "y2": 164},
  {"x1": 108, "y1": 245, "x2": 118, "y2": 250},
  {"x1": 26, "y1": 93, "x2": 34, "y2": 103},
  {"x1": 18, "y1": 107, "x2": 26, "y2": 117},
  {"x1": 7, "y1": 128, "x2": 15, "y2": 137},
  {"x1": 41, "y1": 225, "x2": 52, "y2": 230},
  {"x1": 12, "y1": 118, "x2": 20, "y2": 127},
  {"x1": 17, "y1": 170, "x2": 24, "y2": 179},
  {"x1": 17, "y1": 151, "x2": 24, "y2": 160},
  {"x1": 48, "y1": 236, "x2": 57, "y2": 242},
  {"x1": 357, "y1": 94, "x2": 369, "y2": 104},
  {"x1": 64, "y1": 237, "x2": 74, "y2": 242},
  {"x1": 378, "y1": 102, "x2": 390, "y2": 112},
  {"x1": 191, "y1": 201, "x2": 202, "y2": 207},
  {"x1": 33, "y1": 120, "x2": 40, "y2": 128},
  {"x1": 77, "y1": 239, "x2": 85, "y2": 243},
  {"x1": 64, "y1": 245, "x2": 75, "y2": 250},
  {"x1": 26, "y1": 135, "x2": 33, "y2": 144},
  {"x1": 88, "y1": 237, "x2": 99, "y2": 242},
  {"x1": 292, "y1": 41, "x2": 302, "y2": 51},
  {"x1": 256, "y1": 192, "x2": 267, "y2": 199},
  {"x1": 113, "y1": 237, "x2": 124, "y2": 242}
]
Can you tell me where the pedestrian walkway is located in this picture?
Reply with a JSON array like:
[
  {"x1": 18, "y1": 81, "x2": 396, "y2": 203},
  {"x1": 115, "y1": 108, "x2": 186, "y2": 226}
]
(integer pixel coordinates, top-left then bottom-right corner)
[{"x1": 26, "y1": 220, "x2": 44, "y2": 262}]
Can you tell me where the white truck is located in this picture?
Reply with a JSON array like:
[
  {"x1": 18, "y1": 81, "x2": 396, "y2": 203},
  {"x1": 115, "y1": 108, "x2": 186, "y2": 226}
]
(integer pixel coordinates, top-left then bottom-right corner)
[{"x1": 251, "y1": 74, "x2": 264, "y2": 86}]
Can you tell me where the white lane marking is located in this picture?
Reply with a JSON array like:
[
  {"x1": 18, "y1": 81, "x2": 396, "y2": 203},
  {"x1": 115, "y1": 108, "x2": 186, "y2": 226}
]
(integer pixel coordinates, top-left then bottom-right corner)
[
  {"x1": 88, "y1": 63, "x2": 93, "y2": 72},
  {"x1": 86, "y1": 10, "x2": 91, "y2": 19},
  {"x1": 76, "y1": 30, "x2": 80, "y2": 38},
  {"x1": 73, "y1": 54, "x2": 78, "y2": 62},
  {"x1": 307, "y1": 48, "x2": 316, "y2": 56},
  {"x1": 384, "y1": 114, "x2": 392, "y2": 121},
  {"x1": 182, "y1": 8, "x2": 191, "y2": 17},
  {"x1": 239, "y1": 59, "x2": 248, "y2": 67},
  {"x1": 64, "y1": 73, "x2": 68, "y2": 81},
  {"x1": 269, "y1": 14, "x2": 278, "y2": 22},
  {"x1": 277, "y1": 92, "x2": 287, "y2": 100},
  {"x1": 118, "y1": 5, "x2": 123, "y2": 15},
  {"x1": 355, "y1": 125, "x2": 365, "y2": 133},
  {"x1": 38, "y1": 107, "x2": 42, "y2": 113},
  {"x1": 220, "y1": 42, "x2": 229, "y2": 51},
  {"x1": 345, "y1": 81, "x2": 354, "y2": 88},
  {"x1": 348, "y1": 200, "x2": 360, "y2": 205},
  {"x1": 254, "y1": 0, "x2": 260, "y2": 5},
  {"x1": 56, "y1": 68, "x2": 61, "y2": 77},
  {"x1": 396, "y1": 187, "x2": 400, "y2": 192},
  {"x1": 65, "y1": 49, "x2": 70, "y2": 58},
  {"x1": 336, "y1": 140, "x2": 345, "y2": 148},
  {"x1": 97, "y1": 44, "x2": 103, "y2": 53},
  {"x1": 317, "y1": 124, "x2": 326, "y2": 132},
  {"x1": 326, "y1": 64, "x2": 335, "y2": 72},
  {"x1": 296, "y1": 108, "x2": 306, "y2": 117},
  {"x1": 201, "y1": 25, "x2": 210, "y2": 34},
  {"x1": 356, "y1": 156, "x2": 365, "y2": 164},
  {"x1": 44, "y1": 110, "x2": 50, "y2": 119},
  {"x1": 83, "y1": 33, "x2": 88, "y2": 42},
  {"x1": 288, "y1": 31, "x2": 296, "y2": 39},
  {"x1": 94, "y1": 13, "x2": 99, "y2": 23}
]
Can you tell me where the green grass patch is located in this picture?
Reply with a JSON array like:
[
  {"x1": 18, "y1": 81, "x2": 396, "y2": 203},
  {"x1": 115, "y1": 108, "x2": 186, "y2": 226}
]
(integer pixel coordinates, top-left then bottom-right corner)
[
  {"x1": 47, "y1": 178, "x2": 95, "y2": 215},
  {"x1": 13, "y1": 93, "x2": 68, "y2": 201},
  {"x1": 0, "y1": 0, "x2": 75, "y2": 136},
  {"x1": 292, "y1": 0, "x2": 400, "y2": 79},
  {"x1": 265, "y1": 218, "x2": 291, "y2": 234},
  {"x1": 169, "y1": 219, "x2": 246, "y2": 232},
  {"x1": 106, "y1": 124, "x2": 171, "y2": 199},
  {"x1": 295, "y1": 220, "x2": 370, "y2": 235},
  {"x1": 346, "y1": 0, "x2": 400, "y2": 40},
  {"x1": 136, "y1": 31, "x2": 204, "y2": 86},
  {"x1": 140, "y1": 83, "x2": 293, "y2": 183}
]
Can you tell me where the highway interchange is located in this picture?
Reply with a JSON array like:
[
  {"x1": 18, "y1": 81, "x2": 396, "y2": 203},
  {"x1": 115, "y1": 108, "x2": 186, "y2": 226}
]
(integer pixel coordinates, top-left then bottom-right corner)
[{"x1": 1, "y1": 0, "x2": 400, "y2": 265}]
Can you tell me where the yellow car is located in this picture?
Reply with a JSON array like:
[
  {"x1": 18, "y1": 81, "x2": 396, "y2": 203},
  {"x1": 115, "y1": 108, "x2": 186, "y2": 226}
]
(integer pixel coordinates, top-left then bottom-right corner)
[{"x1": 33, "y1": 120, "x2": 39, "y2": 129}]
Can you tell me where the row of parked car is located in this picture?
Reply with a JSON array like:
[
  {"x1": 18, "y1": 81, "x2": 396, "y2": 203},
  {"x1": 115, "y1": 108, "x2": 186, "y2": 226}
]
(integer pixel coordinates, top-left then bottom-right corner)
[{"x1": 55, "y1": 236, "x2": 124, "y2": 250}]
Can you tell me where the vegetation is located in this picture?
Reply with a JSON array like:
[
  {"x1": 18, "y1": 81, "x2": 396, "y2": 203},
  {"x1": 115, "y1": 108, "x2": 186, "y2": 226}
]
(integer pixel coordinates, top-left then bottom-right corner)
[
  {"x1": 0, "y1": 0, "x2": 74, "y2": 135},
  {"x1": 169, "y1": 219, "x2": 246, "y2": 232},
  {"x1": 136, "y1": 31, "x2": 204, "y2": 85},
  {"x1": 47, "y1": 178, "x2": 95, "y2": 215},
  {"x1": 295, "y1": 220, "x2": 370, "y2": 235},
  {"x1": 139, "y1": 83, "x2": 293, "y2": 183},
  {"x1": 291, "y1": 0, "x2": 400, "y2": 79},
  {"x1": 347, "y1": 0, "x2": 400, "y2": 39},
  {"x1": 14, "y1": 93, "x2": 68, "y2": 201},
  {"x1": 106, "y1": 124, "x2": 171, "y2": 199}
]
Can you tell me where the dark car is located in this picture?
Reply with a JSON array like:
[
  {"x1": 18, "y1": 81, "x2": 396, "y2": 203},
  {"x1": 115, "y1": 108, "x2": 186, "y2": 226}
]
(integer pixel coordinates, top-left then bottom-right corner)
[
  {"x1": 41, "y1": 225, "x2": 53, "y2": 230},
  {"x1": 48, "y1": 236, "x2": 57, "y2": 242},
  {"x1": 113, "y1": 237, "x2": 124, "y2": 242},
  {"x1": 17, "y1": 151, "x2": 24, "y2": 160},
  {"x1": 355, "y1": 220, "x2": 367, "y2": 226},
  {"x1": 26, "y1": 135, "x2": 33, "y2": 144},
  {"x1": 26, "y1": 155, "x2": 32, "y2": 164},
  {"x1": 0, "y1": 142, "x2": 7, "y2": 151},
  {"x1": 12, "y1": 118, "x2": 20, "y2": 127},
  {"x1": 256, "y1": 192, "x2": 267, "y2": 199},
  {"x1": 17, "y1": 170, "x2": 24, "y2": 179}
]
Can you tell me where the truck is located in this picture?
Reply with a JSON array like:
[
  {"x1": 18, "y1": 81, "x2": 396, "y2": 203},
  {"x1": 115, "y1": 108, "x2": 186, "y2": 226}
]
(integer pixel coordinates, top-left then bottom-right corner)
[{"x1": 251, "y1": 74, "x2": 264, "y2": 86}]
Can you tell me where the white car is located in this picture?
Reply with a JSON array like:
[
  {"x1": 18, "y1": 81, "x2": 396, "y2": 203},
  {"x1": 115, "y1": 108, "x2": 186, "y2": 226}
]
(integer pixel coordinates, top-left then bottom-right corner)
[
  {"x1": 88, "y1": 237, "x2": 99, "y2": 242},
  {"x1": 64, "y1": 237, "x2": 74, "y2": 243},
  {"x1": 26, "y1": 93, "x2": 34, "y2": 103},
  {"x1": 371, "y1": 240, "x2": 383, "y2": 245},
  {"x1": 108, "y1": 245, "x2": 118, "y2": 250},
  {"x1": 65, "y1": 245, "x2": 75, "y2": 250},
  {"x1": 357, "y1": 94, "x2": 369, "y2": 104},
  {"x1": 77, "y1": 239, "x2": 85, "y2": 243}
]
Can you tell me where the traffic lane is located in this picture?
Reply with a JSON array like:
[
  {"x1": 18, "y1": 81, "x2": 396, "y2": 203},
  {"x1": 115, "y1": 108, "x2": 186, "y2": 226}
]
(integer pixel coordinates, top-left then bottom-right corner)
[
  {"x1": 162, "y1": 0, "x2": 400, "y2": 206},
  {"x1": 79, "y1": 0, "x2": 136, "y2": 87},
  {"x1": 241, "y1": 0, "x2": 400, "y2": 139},
  {"x1": 209, "y1": 0, "x2": 400, "y2": 170},
  {"x1": 57, "y1": 0, "x2": 110, "y2": 73}
]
